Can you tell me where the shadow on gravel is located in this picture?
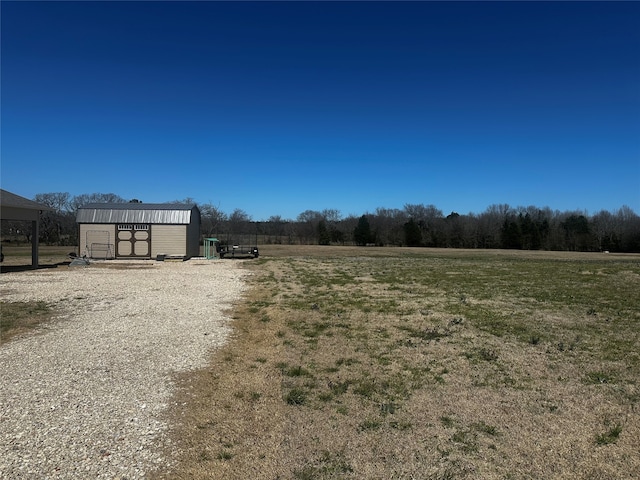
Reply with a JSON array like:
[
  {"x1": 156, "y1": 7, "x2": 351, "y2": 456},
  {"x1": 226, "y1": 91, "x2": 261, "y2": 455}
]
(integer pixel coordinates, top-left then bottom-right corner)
[{"x1": 0, "y1": 262, "x2": 70, "y2": 274}]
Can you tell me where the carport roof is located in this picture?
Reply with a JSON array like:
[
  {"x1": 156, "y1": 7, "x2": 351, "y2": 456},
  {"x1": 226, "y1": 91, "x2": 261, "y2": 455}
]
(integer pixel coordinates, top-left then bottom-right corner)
[{"x1": 0, "y1": 189, "x2": 53, "y2": 213}]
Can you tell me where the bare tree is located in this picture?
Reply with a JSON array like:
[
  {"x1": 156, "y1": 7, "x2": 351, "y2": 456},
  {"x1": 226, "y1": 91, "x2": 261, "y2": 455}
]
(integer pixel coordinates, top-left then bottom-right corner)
[
  {"x1": 70, "y1": 193, "x2": 126, "y2": 211},
  {"x1": 321, "y1": 209, "x2": 344, "y2": 244},
  {"x1": 615, "y1": 205, "x2": 640, "y2": 251},
  {"x1": 296, "y1": 210, "x2": 323, "y2": 244},
  {"x1": 403, "y1": 204, "x2": 443, "y2": 246},
  {"x1": 200, "y1": 203, "x2": 227, "y2": 237},
  {"x1": 15, "y1": 190, "x2": 640, "y2": 252},
  {"x1": 372, "y1": 207, "x2": 406, "y2": 246},
  {"x1": 477, "y1": 204, "x2": 511, "y2": 249},
  {"x1": 34, "y1": 192, "x2": 71, "y2": 213},
  {"x1": 33, "y1": 193, "x2": 75, "y2": 245},
  {"x1": 228, "y1": 209, "x2": 252, "y2": 235},
  {"x1": 263, "y1": 215, "x2": 288, "y2": 244},
  {"x1": 167, "y1": 197, "x2": 197, "y2": 205}
]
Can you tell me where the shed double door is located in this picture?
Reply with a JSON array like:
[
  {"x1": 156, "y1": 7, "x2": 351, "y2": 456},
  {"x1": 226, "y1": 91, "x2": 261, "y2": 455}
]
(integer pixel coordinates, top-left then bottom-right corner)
[{"x1": 116, "y1": 224, "x2": 151, "y2": 258}]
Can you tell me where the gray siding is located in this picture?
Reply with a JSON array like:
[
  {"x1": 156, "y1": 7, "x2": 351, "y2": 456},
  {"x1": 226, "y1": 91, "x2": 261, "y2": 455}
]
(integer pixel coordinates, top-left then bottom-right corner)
[{"x1": 186, "y1": 209, "x2": 201, "y2": 257}]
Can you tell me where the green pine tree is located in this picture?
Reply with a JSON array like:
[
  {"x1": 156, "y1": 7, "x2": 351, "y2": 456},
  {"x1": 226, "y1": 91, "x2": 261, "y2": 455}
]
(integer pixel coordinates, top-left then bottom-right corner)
[
  {"x1": 354, "y1": 215, "x2": 372, "y2": 246},
  {"x1": 317, "y1": 220, "x2": 331, "y2": 245},
  {"x1": 403, "y1": 218, "x2": 422, "y2": 247}
]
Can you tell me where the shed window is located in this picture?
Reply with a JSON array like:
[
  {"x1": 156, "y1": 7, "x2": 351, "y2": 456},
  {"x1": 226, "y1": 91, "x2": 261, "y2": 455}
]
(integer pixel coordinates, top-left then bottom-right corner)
[
  {"x1": 134, "y1": 224, "x2": 149, "y2": 231},
  {"x1": 118, "y1": 224, "x2": 133, "y2": 231}
]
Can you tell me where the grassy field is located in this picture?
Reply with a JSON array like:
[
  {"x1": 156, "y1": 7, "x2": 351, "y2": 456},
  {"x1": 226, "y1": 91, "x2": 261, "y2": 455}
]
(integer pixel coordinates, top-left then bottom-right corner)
[
  {"x1": 2, "y1": 245, "x2": 639, "y2": 477},
  {"x1": 0, "y1": 244, "x2": 73, "y2": 266},
  {"x1": 150, "y1": 246, "x2": 640, "y2": 479}
]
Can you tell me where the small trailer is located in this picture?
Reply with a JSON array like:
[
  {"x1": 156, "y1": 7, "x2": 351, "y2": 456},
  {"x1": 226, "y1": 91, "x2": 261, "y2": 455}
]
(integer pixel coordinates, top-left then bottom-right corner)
[
  {"x1": 215, "y1": 233, "x2": 260, "y2": 259},
  {"x1": 219, "y1": 244, "x2": 259, "y2": 259}
]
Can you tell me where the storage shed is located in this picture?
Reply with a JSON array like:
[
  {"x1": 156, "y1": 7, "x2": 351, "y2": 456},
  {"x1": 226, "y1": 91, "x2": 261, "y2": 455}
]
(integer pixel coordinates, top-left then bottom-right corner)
[{"x1": 76, "y1": 203, "x2": 201, "y2": 260}]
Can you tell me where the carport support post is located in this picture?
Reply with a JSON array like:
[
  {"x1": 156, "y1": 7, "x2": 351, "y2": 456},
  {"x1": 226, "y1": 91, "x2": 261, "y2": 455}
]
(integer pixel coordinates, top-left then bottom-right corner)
[{"x1": 31, "y1": 219, "x2": 39, "y2": 268}]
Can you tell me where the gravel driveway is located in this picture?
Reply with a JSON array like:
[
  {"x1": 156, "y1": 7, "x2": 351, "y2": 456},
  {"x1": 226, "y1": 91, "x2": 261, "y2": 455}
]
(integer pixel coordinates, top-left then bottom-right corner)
[{"x1": 0, "y1": 260, "x2": 248, "y2": 479}]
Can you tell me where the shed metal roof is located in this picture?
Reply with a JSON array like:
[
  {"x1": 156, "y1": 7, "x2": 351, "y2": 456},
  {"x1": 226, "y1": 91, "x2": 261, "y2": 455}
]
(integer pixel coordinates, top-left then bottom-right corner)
[{"x1": 76, "y1": 203, "x2": 199, "y2": 225}]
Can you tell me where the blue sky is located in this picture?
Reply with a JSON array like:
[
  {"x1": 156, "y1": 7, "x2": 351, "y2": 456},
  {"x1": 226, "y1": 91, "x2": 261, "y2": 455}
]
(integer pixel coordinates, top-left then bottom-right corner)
[{"x1": 2, "y1": 1, "x2": 639, "y2": 220}]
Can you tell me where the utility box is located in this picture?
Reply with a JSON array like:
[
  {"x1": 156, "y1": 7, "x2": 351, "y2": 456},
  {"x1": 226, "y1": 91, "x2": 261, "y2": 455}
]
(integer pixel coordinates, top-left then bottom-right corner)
[{"x1": 204, "y1": 238, "x2": 220, "y2": 259}]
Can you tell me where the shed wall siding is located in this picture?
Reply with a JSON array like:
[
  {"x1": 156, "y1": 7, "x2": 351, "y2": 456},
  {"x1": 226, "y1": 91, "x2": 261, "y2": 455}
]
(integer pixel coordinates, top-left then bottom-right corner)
[
  {"x1": 79, "y1": 224, "x2": 116, "y2": 259},
  {"x1": 151, "y1": 225, "x2": 187, "y2": 257}
]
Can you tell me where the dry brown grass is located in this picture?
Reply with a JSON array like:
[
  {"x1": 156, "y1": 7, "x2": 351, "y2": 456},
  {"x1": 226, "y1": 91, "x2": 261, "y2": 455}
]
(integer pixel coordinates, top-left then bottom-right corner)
[
  {"x1": 3, "y1": 245, "x2": 638, "y2": 477},
  {"x1": 149, "y1": 246, "x2": 640, "y2": 479}
]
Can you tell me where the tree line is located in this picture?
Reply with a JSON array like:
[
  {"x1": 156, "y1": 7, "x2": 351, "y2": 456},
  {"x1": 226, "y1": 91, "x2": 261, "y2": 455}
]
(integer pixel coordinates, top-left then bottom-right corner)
[{"x1": 2, "y1": 192, "x2": 639, "y2": 253}]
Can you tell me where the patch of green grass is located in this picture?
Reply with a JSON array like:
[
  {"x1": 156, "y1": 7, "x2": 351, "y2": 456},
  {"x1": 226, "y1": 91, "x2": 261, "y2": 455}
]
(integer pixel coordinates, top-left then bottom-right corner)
[
  {"x1": 286, "y1": 387, "x2": 307, "y2": 406},
  {"x1": 198, "y1": 450, "x2": 212, "y2": 462},
  {"x1": 286, "y1": 319, "x2": 332, "y2": 339},
  {"x1": 461, "y1": 307, "x2": 539, "y2": 342},
  {"x1": 585, "y1": 370, "x2": 617, "y2": 385},
  {"x1": 441, "y1": 416, "x2": 456, "y2": 428},
  {"x1": 216, "y1": 450, "x2": 234, "y2": 460},
  {"x1": 528, "y1": 334, "x2": 542, "y2": 345},
  {"x1": 373, "y1": 353, "x2": 392, "y2": 366},
  {"x1": 293, "y1": 450, "x2": 354, "y2": 479},
  {"x1": 404, "y1": 364, "x2": 431, "y2": 380},
  {"x1": 379, "y1": 402, "x2": 399, "y2": 415},
  {"x1": 329, "y1": 380, "x2": 350, "y2": 396},
  {"x1": 353, "y1": 378, "x2": 380, "y2": 399},
  {"x1": 247, "y1": 300, "x2": 273, "y2": 313},
  {"x1": 389, "y1": 420, "x2": 412, "y2": 430},
  {"x1": 358, "y1": 419, "x2": 382, "y2": 431},
  {"x1": 317, "y1": 392, "x2": 334, "y2": 402},
  {"x1": 336, "y1": 357, "x2": 359, "y2": 367},
  {"x1": 396, "y1": 324, "x2": 448, "y2": 342},
  {"x1": 473, "y1": 421, "x2": 500, "y2": 436},
  {"x1": 464, "y1": 347, "x2": 499, "y2": 363},
  {"x1": 249, "y1": 391, "x2": 262, "y2": 401},
  {"x1": 451, "y1": 429, "x2": 479, "y2": 453},
  {"x1": 0, "y1": 300, "x2": 53, "y2": 343},
  {"x1": 285, "y1": 365, "x2": 312, "y2": 377},
  {"x1": 595, "y1": 424, "x2": 622, "y2": 445}
]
